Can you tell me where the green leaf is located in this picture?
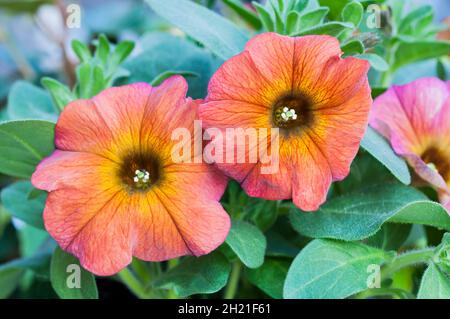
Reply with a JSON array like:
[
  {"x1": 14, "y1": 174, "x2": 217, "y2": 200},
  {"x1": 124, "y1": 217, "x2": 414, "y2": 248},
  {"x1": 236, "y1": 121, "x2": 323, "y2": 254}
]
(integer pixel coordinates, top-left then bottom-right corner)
[
  {"x1": 290, "y1": 184, "x2": 450, "y2": 241},
  {"x1": 123, "y1": 32, "x2": 218, "y2": 99},
  {"x1": 341, "y1": 1, "x2": 363, "y2": 27},
  {"x1": 95, "y1": 34, "x2": 110, "y2": 66},
  {"x1": 0, "y1": 251, "x2": 52, "y2": 298},
  {"x1": 293, "y1": 22, "x2": 353, "y2": 37},
  {"x1": 366, "y1": 224, "x2": 412, "y2": 251},
  {"x1": 283, "y1": 239, "x2": 392, "y2": 299},
  {"x1": 225, "y1": 220, "x2": 266, "y2": 268},
  {"x1": 355, "y1": 53, "x2": 389, "y2": 71},
  {"x1": 297, "y1": 7, "x2": 329, "y2": 30},
  {"x1": 417, "y1": 263, "x2": 450, "y2": 299},
  {"x1": 0, "y1": 0, "x2": 53, "y2": 13},
  {"x1": 222, "y1": 0, "x2": 262, "y2": 29},
  {"x1": 50, "y1": 247, "x2": 98, "y2": 299},
  {"x1": 7, "y1": 81, "x2": 57, "y2": 121},
  {"x1": 1, "y1": 181, "x2": 46, "y2": 229},
  {"x1": 318, "y1": 0, "x2": 351, "y2": 21},
  {"x1": 371, "y1": 87, "x2": 387, "y2": 99},
  {"x1": 398, "y1": 5, "x2": 433, "y2": 36},
  {"x1": 286, "y1": 11, "x2": 300, "y2": 35},
  {"x1": 71, "y1": 40, "x2": 92, "y2": 63},
  {"x1": 270, "y1": 1, "x2": 285, "y2": 34},
  {"x1": 145, "y1": 0, "x2": 248, "y2": 60},
  {"x1": 150, "y1": 70, "x2": 199, "y2": 86},
  {"x1": 246, "y1": 258, "x2": 289, "y2": 299},
  {"x1": 153, "y1": 252, "x2": 231, "y2": 297},
  {"x1": 41, "y1": 77, "x2": 76, "y2": 112},
  {"x1": 392, "y1": 41, "x2": 450, "y2": 72},
  {"x1": 388, "y1": 201, "x2": 450, "y2": 230},
  {"x1": 294, "y1": 0, "x2": 309, "y2": 12},
  {"x1": 91, "y1": 65, "x2": 106, "y2": 97},
  {"x1": 0, "y1": 120, "x2": 55, "y2": 178},
  {"x1": 76, "y1": 63, "x2": 93, "y2": 99},
  {"x1": 109, "y1": 41, "x2": 135, "y2": 71},
  {"x1": 253, "y1": 2, "x2": 274, "y2": 32},
  {"x1": 360, "y1": 126, "x2": 411, "y2": 184},
  {"x1": 341, "y1": 39, "x2": 365, "y2": 55}
]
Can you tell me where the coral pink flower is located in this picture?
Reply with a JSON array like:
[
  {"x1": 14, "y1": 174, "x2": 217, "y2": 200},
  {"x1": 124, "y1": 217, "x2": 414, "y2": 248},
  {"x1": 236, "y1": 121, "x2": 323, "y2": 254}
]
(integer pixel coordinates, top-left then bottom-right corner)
[
  {"x1": 199, "y1": 32, "x2": 372, "y2": 211},
  {"x1": 370, "y1": 77, "x2": 450, "y2": 211},
  {"x1": 32, "y1": 76, "x2": 230, "y2": 276}
]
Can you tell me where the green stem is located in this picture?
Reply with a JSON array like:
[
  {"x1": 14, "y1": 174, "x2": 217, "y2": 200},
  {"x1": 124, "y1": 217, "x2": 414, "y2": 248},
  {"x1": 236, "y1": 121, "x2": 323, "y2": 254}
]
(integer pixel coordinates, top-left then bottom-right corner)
[
  {"x1": 118, "y1": 267, "x2": 149, "y2": 299},
  {"x1": 380, "y1": 71, "x2": 392, "y2": 87},
  {"x1": 382, "y1": 247, "x2": 435, "y2": 280},
  {"x1": 224, "y1": 261, "x2": 242, "y2": 299}
]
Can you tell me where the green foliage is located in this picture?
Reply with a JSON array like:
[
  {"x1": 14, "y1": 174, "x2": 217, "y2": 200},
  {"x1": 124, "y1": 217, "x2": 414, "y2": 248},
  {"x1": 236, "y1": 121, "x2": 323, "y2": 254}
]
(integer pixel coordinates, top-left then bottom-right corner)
[
  {"x1": 123, "y1": 33, "x2": 217, "y2": 98},
  {"x1": 284, "y1": 239, "x2": 393, "y2": 299},
  {"x1": 41, "y1": 78, "x2": 76, "y2": 112},
  {"x1": 246, "y1": 258, "x2": 289, "y2": 299},
  {"x1": 1, "y1": 181, "x2": 45, "y2": 229},
  {"x1": 290, "y1": 184, "x2": 450, "y2": 241},
  {"x1": 392, "y1": 41, "x2": 450, "y2": 72},
  {"x1": 360, "y1": 127, "x2": 411, "y2": 184},
  {"x1": 153, "y1": 252, "x2": 231, "y2": 297},
  {"x1": 222, "y1": 0, "x2": 262, "y2": 29},
  {"x1": 341, "y1": 1, "x2": 364, "y2": 27},
  {"x1": 145, "y1": 0, "x2": 249, "y2": 60},
  {"x1": 6, "y1": 81, "x2": 57, "y2": 121},
  {"x1": 341, "y1": 39, "x2": 365, "y2": 55},
  {"x1": 417, "y1": 263, "x2": 450, "y2": 299},
  {"x1": 50, "y1": 247, "x2": 98, "y2": 299},
  {"x1": 226, "y1": 220, "x2": 267, "y2": 268},
  {"x1": 0, "y1": 244, "x2": 53, "y2": 298},
  {"x1": 41, "y1": 35, "x2": 134, "y2": 112},
  {"x1": 356, "y1": 53, "x2": 389, "y2": 71},
  {"x1": 0, "y1": 120, "x2": 54, "y2": 178}
]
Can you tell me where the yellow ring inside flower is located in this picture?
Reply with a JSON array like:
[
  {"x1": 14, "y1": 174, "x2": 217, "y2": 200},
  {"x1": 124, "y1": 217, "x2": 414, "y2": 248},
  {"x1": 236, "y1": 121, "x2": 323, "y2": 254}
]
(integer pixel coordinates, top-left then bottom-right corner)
[{"x1": 421, "y1": 145, "x2": 450, "y2": 183}]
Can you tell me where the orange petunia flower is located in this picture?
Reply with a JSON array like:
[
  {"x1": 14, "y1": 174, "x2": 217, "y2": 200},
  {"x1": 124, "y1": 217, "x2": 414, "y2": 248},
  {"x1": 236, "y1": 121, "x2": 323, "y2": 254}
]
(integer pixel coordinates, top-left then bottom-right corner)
[
  {"x1": 32, "y1": 76, "x2": 230, "y2": 276},
  {"x1": 199, "y1": 32, "x2": 372, "y2": 211}
]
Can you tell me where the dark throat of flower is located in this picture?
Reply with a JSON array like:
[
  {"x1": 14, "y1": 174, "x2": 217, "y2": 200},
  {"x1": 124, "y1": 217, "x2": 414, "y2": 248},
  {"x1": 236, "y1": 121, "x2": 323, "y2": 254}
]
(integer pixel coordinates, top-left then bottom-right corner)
[
  {"x1": 271, "y1": 91, "x2": 314, "y2": 133},
  {"x1": 118, "y1": 150, "x2": 162, "y2": 193},
  {"x1": 421, "y1": 146, "x2": 450, "y2": 184}
]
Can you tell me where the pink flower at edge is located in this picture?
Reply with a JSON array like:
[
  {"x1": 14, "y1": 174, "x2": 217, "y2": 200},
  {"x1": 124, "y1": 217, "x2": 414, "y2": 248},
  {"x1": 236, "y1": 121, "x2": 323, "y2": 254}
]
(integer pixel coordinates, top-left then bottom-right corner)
[{"x1": 369, "y1": 77, "x2": 450, "y2": 212}]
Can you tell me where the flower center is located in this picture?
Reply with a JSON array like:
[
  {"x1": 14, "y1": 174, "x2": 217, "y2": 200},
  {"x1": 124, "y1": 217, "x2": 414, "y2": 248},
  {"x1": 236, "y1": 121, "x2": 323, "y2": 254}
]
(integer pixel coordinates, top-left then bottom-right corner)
[
  {"x1": 118, "y1": 151, "x2": 162, "y2": 193},
  {"x1": 421, "y1": 146, "x2": 450, "y2": 183},
  {"x1": 271, "y1": 92, "x2": 313, "y2": 130},
  {"x1": 133, "y1": 169, "x2": 151, "y2": 189}
]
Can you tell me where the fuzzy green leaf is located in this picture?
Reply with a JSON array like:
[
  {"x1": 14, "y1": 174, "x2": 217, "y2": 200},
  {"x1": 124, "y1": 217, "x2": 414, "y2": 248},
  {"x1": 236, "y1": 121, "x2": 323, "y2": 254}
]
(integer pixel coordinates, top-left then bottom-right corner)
[
  {"x1": 284, "y1": 239, "x2": 392, "y2": 299},
  {"x1": 0, "y1": 120, "x2": 55, "y2": 178},
  {"x1": 153, "y1": 252, "x2": 230, "y2": 297},
  {"x1": 417, "y1": 263, "x2": 450, "y2": 299},
  {"x1": 1, "y1": 181, "x2": 46, "y2": 229},
  {"x1": 226, "y1": 220, "x2": 266, "y2": 268},
  {"x1": 145, "y1": 0, "x2": 248, "y2": 60},
  {"x1": 50, "y1": 247, "x2": 98, "y2": 299},
  {"x1": 360, "y1": 126, "x2": 411, "y2": 184},
  {"x1": 290, "y1": 184, "x2": 450, "y2": 241},
  {"x1": 246, "y1": 258, "x2": 289, "y2": 299},
  {"x1": 6, "y1": 81, "x2": 57, "y2": 121}
]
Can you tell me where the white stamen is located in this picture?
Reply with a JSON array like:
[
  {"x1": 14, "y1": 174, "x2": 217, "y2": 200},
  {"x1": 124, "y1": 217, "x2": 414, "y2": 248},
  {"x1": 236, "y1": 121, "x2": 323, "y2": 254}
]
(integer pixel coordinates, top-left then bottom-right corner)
[
  {"x1": 134, "y1": 169, "x2": 150, "y2": 185},
  {"x1": 280, "y1": 107, "x2": 298, "y2": 122}
]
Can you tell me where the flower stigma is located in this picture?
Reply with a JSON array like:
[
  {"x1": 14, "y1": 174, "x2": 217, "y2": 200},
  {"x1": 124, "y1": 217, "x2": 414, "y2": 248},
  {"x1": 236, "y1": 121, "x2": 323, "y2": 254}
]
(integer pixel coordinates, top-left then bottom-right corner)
[{"x1": 133, "y1": 169, "x2": 150, "y2": 189}]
